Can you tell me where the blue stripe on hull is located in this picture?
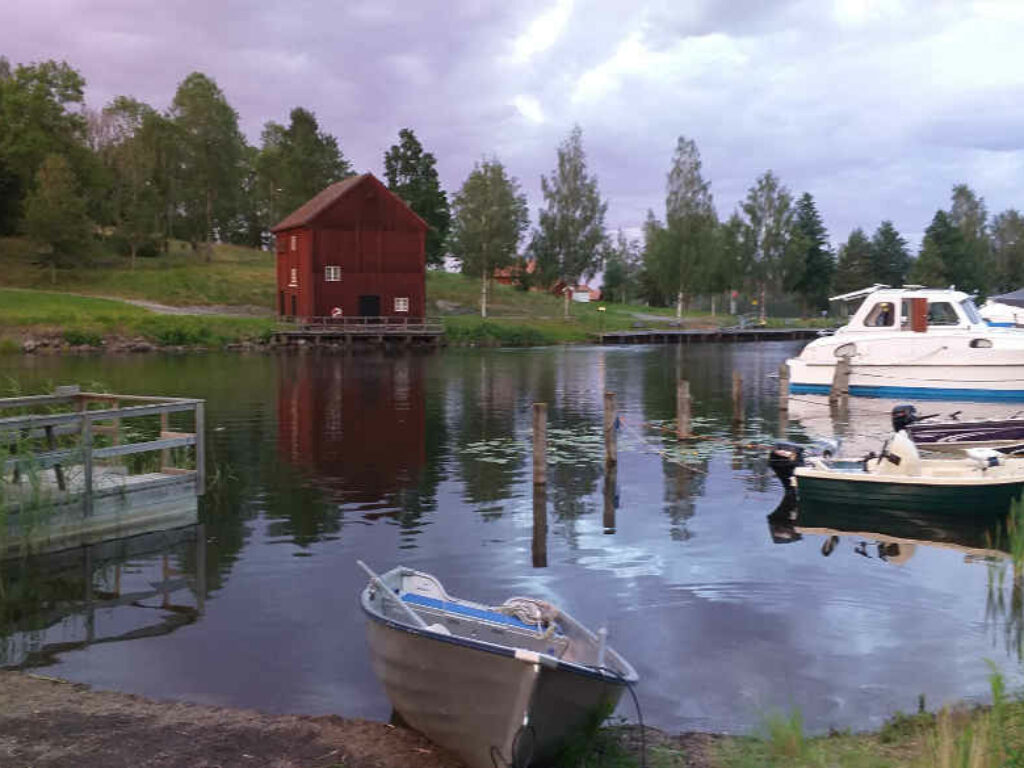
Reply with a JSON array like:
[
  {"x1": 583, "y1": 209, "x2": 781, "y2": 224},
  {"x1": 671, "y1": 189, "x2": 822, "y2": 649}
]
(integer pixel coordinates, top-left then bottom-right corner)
[{"x1": 790, "y1": 383, "x2": 1024, "y2": 401}]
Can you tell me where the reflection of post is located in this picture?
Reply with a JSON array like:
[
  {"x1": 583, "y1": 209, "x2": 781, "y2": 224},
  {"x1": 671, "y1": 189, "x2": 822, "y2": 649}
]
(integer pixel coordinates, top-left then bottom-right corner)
[
  {"x1": 84, "y1": 544, "x2": 95, "y2": 644},
  {"x1": 732, "y1": 371, "x2": 744, "y2": 426},
  {"x1": 533, "y1": 403, "x2": 547, "y2": 485},
  {"x1": 604, "y1": 392, "x2": 617, "y2": 467},
  {"x1": 603, "y1": 464, "x2": 617, "y2": 533},
  {"x1": 829, "y1": 357, "x2": 850, "y2": 407},
  {"x1": 778, "y1": 363, "x2": 790, "y2": 412},
  {"x1": 532, "y1": 483, "x2": 547, "y2": 568},
  {"x1": 195, "y1": 523, "x2": 206, "y2": 615},
  {"x1": 677, "y1": 380, "x2": 691, "y2": 438}
]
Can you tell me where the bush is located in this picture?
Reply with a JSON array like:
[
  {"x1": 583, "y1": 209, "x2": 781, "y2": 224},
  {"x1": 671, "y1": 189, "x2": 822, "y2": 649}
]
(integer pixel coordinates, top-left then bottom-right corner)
[{"x1": 62, "y1": 328, "x2": 103, "y2": 346}]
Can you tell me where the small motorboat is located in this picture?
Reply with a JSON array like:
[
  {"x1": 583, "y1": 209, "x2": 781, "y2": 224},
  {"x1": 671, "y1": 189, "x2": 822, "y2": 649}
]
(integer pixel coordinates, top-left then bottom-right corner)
[
  {"x1": 768, "y1": 426, "x2": 1024, "y2": 515},
  {"x1": 898, "y1": 404, "x2": 1024, "y2": 450},
  {"x1": 358, "y1": 561, "x2": 638, "y2": 768}
]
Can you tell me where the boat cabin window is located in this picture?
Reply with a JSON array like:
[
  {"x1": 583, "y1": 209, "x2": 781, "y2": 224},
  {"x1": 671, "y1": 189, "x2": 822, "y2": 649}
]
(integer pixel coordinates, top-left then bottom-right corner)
[
  {"x1": 927, "y1": 301, "x2": 960, "y2": 326},
  {"x1": 864, "y1": 301, "x2": 896, "y2": 327},
  {"x1": 961, "y1": 299, "x2": 982, "y2": 324}
]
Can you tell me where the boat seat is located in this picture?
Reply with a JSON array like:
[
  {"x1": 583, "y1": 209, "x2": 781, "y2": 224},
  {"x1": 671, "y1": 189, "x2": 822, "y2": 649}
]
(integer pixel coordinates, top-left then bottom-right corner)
[{"x1": 401, "y1": 593, "x2": 547, "y2": 633}]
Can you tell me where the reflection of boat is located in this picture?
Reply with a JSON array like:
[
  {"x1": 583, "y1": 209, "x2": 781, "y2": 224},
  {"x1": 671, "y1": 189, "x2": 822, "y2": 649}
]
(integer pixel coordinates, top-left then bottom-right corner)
[
  {"x1": 766, "y1": 489, "x2": 1009, "y2": 561},
  {"x1": 359, "y1": 562, "x2": 637, "y2": 768},
  {"x1": 771, "y1": 427, "x2": 1024, "y2": 515},
  {"x1": 787, "y1": 285, "x2": 1024, "y2": 400}
]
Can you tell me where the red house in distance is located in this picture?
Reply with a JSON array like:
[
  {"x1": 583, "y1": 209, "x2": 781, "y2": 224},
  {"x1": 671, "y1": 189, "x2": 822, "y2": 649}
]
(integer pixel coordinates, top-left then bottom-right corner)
[{"x1": 271, "y1": 173, "x2": 427, "y2": 320}]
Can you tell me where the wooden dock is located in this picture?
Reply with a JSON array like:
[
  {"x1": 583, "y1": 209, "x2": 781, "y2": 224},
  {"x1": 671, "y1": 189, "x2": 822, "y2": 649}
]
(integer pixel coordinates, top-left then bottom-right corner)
[
  {"x1": 274, "y1": 316, "x2": 444, "y2": 348},
  {"x1": 1, "y1": 386, "x2": 204, "y2": 558},
  {"x1": 598, "y1": 327, "x2": 823, "y2": 344}
]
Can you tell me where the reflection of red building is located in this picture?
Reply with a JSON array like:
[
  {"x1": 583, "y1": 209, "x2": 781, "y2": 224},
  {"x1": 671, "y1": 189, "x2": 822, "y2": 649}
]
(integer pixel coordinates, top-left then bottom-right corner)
[
  {"x1": 271, "y1": 173, "x2": 427, "y2": 320},
  {"x1": 277, "y1": 355, "x2": 426, "y2": 503}
]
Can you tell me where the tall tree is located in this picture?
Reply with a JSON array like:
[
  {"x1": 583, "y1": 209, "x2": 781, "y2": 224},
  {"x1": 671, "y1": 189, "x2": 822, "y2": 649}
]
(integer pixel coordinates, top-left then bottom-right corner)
[
  {"x1": 448, "y1": 159, "x2": 529, "y2": 318},
  {"x1": 384, "y1": 128, "x2": 450, "y2": 268},
  {"x1": 99, "y1": 96, "x2": 162, "y2": 268},
  {"x1": 869, "y1": 220, "x2": 911, "y2": 287},
  {"x1": 23, "y1": 154, "x2": 92, "y2": 284},
  {"x1": 170, "y1": 72, "x2": 246, "y2": 260},
  {"x1": 662, "y1": 136, "x2": 717, "y2": 316},
  {"x1": 791, "y1": 192, "x2": 834, "y2": 312},
  {"x1": 740, "y1": 171, "x2": 794, "y2": 321},
  {"x1": 601, "y1": 230, "x2": 640, "y2": 304},
  {"x1": 910, "y1": 210, "x2": 969, "y2": 289},
  {"x1": 948, "y1": 183, "x2": 990, "y2": 293},
  {"x1": 834, "y1": 228, "x2": 874, "y2": 294},
  {"x1": 531, "y1": 125, "x2": 608, "y2": 318},
  {"x1": 713, "y1": 212, "x2": 752, "y2": 315},
  {"x1": 992, "y1": 209, "x2": 1024, "y2": 292},
  {"x1": 0, "y1": 58, "x2": 87, "y2": 234}
]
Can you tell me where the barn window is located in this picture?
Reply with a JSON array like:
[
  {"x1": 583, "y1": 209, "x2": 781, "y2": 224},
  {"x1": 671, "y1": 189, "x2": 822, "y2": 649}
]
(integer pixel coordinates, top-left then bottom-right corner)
[
  {"x1": 394, "y1": 297, "x2": 409, "y2": 313},
  {"x1": 290, "y1": 235, "x2": 297, "y2": 252},
  {"x1": 325, "y1": 265, "x2": 342, "y2": 282},
  {"x1": 289, "y1": 268, "x2": 298, "y2": 287}
]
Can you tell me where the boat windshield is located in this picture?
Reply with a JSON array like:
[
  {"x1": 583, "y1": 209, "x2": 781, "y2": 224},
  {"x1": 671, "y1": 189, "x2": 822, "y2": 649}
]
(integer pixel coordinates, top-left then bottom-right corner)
[{"x1": 961, "y1": 299, "x2": 983, "y2": 324}]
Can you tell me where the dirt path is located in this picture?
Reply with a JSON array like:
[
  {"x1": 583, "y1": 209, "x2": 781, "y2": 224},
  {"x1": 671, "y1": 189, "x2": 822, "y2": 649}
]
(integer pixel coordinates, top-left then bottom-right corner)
[
  {"x1": 0, "y1": 672, "x2": 463, "y2": 768},
  {"x1": 118, "y1": 298, "x2": 273, "y2": 317}
]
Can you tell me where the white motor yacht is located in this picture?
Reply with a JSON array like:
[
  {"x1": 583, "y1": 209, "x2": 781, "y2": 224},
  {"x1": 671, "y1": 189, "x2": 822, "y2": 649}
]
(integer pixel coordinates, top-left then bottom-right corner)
[{"x1": 787, "y1": 285, "x2": 1024, "y2": 401}]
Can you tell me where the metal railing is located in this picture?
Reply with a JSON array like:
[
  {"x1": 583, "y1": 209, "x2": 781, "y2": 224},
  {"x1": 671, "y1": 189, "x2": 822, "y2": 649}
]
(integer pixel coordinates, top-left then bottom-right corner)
[
  {"x1": 282, "y1": 316, "x2": 444, "y2": 334},
  {"x1": 1, "y1": 386, "x2": 205, "y2": 517}
]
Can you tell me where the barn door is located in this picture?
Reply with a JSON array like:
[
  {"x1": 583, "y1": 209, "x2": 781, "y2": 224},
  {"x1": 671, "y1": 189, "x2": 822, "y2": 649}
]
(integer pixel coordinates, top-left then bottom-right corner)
[{"x1": 359, "y1": 295, "x2": 381, "y2": 318}]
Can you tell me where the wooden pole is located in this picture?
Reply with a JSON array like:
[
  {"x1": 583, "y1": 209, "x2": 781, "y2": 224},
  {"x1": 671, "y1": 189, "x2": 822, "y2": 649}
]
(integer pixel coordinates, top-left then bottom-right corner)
[
  {"x1": 732, "y1": 371, "x2": 744, "y2": 425},
  {"x1": 603, "y1": 392, "x2": 617, "y2": 467},
  {"x1": 160, "y1": 411, "x2": 170, "y2": 472},
  {"x1": 532, "y1": 483, "x2": 547, "y2": 568},
  {"x1": 778, "y1": 363, "x2": 790, "y2": 412},
  {"x1": 677, "y1": 380, "x2": 691, "y2": 438},
  {"x1": 533, "y1": 403, "x2": 547, "y2": 485},
  {"x1": 829, "y1": 358, "x2": 850, "y2": 406},
  {"x1": 81, "y1": 414, "x2": 93, "y2": 516}
]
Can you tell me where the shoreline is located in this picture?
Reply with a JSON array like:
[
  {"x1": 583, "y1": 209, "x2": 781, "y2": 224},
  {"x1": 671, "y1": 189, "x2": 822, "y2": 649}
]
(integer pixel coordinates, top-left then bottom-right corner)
[{"x1": 0, "y1": 671, "x2": 716, "y2": 768}]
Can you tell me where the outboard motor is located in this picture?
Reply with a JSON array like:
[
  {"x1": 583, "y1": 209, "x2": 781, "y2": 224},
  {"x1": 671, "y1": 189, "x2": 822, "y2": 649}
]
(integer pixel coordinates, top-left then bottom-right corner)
[
  {"x1": 768, "y1": 442, "x2": 806, "y2": 489},
  {"x1": 891, "y1": 404, "x2": 918, "y2": 433}
]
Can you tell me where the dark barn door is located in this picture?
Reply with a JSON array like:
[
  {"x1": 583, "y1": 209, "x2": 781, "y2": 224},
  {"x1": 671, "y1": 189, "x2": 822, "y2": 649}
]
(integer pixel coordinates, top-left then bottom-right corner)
[{"x1": 359, "y1": 295, "x2": 381, "y2": 317}]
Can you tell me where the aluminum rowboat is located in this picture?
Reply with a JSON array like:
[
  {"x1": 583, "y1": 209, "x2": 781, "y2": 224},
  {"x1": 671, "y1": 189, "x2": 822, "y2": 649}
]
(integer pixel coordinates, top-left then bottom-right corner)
[{"x1": 359, "y1": 563, "x2": 638, "y2": 768}]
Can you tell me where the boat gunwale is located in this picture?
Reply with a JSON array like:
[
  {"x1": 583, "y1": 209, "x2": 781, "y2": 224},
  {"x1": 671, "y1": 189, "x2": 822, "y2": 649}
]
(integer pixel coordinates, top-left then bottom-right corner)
[
  {"x1": 794, "y1": 466, "x2": 1024, "y2": 488},
  {"x1": 359, "y1": 585, "x2": 639, "y2": 685}
]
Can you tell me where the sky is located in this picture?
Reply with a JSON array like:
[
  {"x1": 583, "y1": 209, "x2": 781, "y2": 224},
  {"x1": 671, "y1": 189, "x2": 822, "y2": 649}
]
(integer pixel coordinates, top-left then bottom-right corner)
[{"x1": 3, "y1": 0, "x2": 1024, "y2": 249}]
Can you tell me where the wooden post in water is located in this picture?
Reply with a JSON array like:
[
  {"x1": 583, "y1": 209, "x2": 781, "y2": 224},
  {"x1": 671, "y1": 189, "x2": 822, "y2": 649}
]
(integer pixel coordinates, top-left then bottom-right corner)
[
  {"x1": 81, "y1": 414, "x2": 93, "y2": 517},
  {"x1": 732, "y1": 371, "x2": 744, "y2": 425},
  {"x1": 532, "y1": 483, "x2": 547, "y2": 568},
  {"x1": 677, "y1": 380, "x2": 691, "y2": 438},
  {"x1": 532, "y1": 403, "x2": 547, "y2": 485},
  {"x1": 160, "y1": 411, "x2": 171, "y2": 472},
  {"x1": 604, "y1": 392, "x2": 617, "y2": 467},
  {"x1": 829, "y1": 357, "x2": 851, "y2": 407},
  {"x1": 778, "y1": 363, "x2": 790, "y2": 413}
]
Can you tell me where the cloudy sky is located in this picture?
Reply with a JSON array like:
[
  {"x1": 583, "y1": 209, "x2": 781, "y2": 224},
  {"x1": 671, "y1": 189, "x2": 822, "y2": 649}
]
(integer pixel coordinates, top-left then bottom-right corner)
[{"x1": 3, "y1": 0, "x2": 1024, "y2": 248}]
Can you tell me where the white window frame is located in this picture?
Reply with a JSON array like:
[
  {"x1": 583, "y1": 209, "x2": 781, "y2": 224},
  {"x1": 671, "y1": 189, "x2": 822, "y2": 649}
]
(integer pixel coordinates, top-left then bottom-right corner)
[
  {"x1": 290, "y1": 235, "x2": 297, "y2": 252},
  {"x1": 289, "y1": 267, "x2": 298, "y2": 287},
  {"x1": 394, "y1": 297, "x2": 409, "y2": 313},
  {"x1": 324, "y1": 265, "x2": 342, "y2": 282}
]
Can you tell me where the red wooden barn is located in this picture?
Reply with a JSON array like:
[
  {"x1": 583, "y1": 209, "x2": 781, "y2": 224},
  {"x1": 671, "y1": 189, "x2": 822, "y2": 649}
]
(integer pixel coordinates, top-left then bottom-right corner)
[{"x1": 271, "y1": 173, "x2": 427, "y2": 320}]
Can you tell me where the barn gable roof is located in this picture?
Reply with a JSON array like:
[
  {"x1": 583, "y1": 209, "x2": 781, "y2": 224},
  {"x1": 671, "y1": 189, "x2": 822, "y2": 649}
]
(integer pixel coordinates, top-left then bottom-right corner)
[{"x1": 270, "y1": 173, "x2": 428, "y2": 232}]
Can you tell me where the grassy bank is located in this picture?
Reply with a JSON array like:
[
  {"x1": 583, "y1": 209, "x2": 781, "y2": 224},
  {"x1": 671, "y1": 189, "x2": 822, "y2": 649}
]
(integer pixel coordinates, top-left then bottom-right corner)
[
  {"x1": 0, "y1": 288, "x2": 277, "y2": 350},
  {"x1": 0, "y1": 236, "x2": 828, "y2": 348}
]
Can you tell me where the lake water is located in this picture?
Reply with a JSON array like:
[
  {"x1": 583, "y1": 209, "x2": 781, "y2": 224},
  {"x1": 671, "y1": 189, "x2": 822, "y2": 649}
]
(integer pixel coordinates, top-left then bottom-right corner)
[{"x1": 2, "y1": 343, "x2": 1021, "y2": 735}]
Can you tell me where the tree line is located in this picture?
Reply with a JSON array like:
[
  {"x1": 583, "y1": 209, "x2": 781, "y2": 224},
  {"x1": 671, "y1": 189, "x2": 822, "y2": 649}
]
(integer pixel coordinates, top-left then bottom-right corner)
[{"x1": 4, "y1": 56, "x2": 1024, "y2": 316}]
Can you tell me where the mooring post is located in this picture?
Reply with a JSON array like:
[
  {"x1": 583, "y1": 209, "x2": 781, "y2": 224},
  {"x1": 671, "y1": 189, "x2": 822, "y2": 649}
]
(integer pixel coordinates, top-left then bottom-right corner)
[
  {"x1": 533, "y1": 402, "x2": 547, "y2": 485},
  {"x1": 160, "y1": 411, "x2": 171, "y2": 472},
  {"x1": 532, "y1": 483, "x2": 547, "y2": 568},
  {"x1": 81, "y1": 413, "x2": 93, "y2": 517},
  {"x1": 677, "y1": 379, "x2": 691, "y2": 438},
  {"x1": 778, "y1": 363, "x2": 790, "y2": 412},
  {"x1": 194, "y1": 401, "x2": 206, "y2": 493},
  {"x1": 604, "y1": 391, "x2": 617, "y2": 467},
  {"x1": 829, "y1": 357, "x2": 850, "y2": 406},
  {"x1": 732, "y1": 371, "x2": 744, "y2": 425}
]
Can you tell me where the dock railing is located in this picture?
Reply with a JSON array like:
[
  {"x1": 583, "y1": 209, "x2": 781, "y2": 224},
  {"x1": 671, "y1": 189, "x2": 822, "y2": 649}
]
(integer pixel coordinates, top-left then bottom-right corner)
[
  {"x1": 1, "y1": 386, "x2": 205, "y2": 520},
  {"x1": 291, "y1": 316, "x2": 444, "y2": 334}
]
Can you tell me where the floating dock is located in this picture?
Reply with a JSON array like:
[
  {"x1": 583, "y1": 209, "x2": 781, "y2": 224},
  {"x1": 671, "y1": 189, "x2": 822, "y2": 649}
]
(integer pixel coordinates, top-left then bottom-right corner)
[
  {"x1": 1, "y1": 386, "x2": 204, "y2": 558},
  {"x1": 273, "y1": 316, "x2": 444, "y2": 347},
  {"x1": 598, "y1": 328, "x2": 822, "y2": 344}
]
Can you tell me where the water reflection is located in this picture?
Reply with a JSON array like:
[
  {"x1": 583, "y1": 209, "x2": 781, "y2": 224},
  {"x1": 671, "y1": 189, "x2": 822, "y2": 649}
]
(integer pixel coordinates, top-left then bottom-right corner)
[{"x1": 1, "y1": 525, "x2": 205, "y2": 668}]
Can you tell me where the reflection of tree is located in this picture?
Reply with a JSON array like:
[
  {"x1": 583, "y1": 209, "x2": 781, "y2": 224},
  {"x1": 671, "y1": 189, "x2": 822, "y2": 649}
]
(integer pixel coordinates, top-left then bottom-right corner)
[{"x1": 661, "y1": 459, "x2": 707, "y2": 541}]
